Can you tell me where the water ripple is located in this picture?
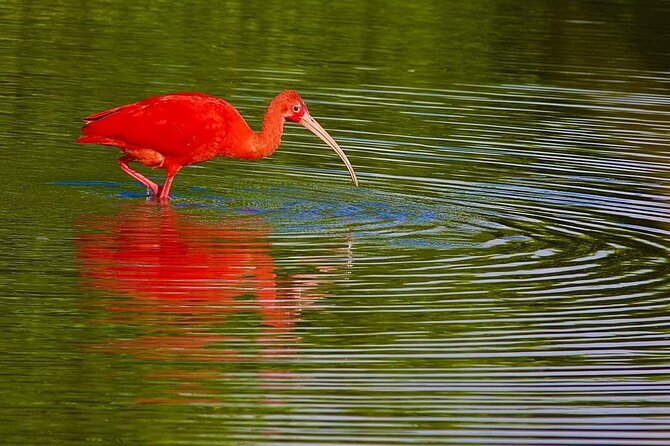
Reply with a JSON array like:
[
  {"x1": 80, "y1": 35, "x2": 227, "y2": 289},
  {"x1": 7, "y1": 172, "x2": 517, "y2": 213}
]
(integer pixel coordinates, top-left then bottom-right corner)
[{"x1": 44, "y1": 78, "x2": 670, "y2": 446}]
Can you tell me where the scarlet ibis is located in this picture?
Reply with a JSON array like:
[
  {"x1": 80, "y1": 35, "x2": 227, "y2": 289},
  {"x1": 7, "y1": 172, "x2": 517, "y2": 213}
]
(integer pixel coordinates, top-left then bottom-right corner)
[{"x1": 76, "y1": 90, "x2": 359, "y2": 201}]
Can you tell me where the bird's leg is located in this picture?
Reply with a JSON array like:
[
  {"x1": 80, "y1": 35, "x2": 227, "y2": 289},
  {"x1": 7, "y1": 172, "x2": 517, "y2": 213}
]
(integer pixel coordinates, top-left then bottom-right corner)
[
  {"x1": 158, "y1": 166, "x2": 181, "y2": 202},
  {"x1": 118, "y1": 155, "x2": 159, "y2": 196}
]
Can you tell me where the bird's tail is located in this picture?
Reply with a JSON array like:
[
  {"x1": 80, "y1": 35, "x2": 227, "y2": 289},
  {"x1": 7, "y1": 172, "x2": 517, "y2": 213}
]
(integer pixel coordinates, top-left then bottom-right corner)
[
  {"x1": 76, "y1": 103, "x2": 133, "y2": 144},
  {"x1": 75, "y1": 135, "x2": 119, "y2": 146},
  {"x1": 75, "y1": 135, "x2": 97, "y2": 144},
  {"x1": 82, "y1": 104, "x2": 128, "y2": 123}
]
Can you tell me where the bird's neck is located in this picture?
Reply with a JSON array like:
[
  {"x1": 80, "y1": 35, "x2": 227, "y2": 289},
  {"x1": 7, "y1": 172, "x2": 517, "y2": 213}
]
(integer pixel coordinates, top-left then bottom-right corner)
[{"x1": 253, "y1": 99, "x2": 286, "y2": 158}]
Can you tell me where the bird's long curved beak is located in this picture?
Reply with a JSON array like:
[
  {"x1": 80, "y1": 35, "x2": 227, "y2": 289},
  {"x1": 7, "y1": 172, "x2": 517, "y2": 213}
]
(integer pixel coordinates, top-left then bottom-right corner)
[{"x1": 299, "y1": 112, "x2": 359, "y2": 187}]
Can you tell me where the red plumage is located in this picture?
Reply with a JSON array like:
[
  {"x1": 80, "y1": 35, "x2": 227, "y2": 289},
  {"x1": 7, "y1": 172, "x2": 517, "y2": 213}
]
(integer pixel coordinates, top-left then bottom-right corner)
[
  {"x1": 78, "y1": 93, "x2": 256, "y2": 165},
  {"x1": 76, "y1": 90, "x2": 358, "y2": 202}
]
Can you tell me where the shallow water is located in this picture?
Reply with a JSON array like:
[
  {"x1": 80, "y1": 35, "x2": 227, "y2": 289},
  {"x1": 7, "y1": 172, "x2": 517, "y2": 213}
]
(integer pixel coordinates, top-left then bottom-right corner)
[{"x1": 1, "y1": 1, "x2": 670, "y2": 444}]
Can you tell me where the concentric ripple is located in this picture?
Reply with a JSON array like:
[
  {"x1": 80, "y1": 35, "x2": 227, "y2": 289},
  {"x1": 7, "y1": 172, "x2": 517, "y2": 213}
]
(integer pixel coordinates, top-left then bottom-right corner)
[
  {"x1": 2, "y1": 0, "x2": 670, "y2": 444},
  {"x1": 66, "y1": 80, "x2": 670, "y2": 445},
  {"x1": 170, "y1": 82, "x2": 669, "y2": 444}
]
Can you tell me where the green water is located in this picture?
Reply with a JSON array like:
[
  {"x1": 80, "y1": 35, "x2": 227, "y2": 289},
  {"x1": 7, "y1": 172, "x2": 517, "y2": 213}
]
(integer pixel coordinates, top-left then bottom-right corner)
[{"x1": 1, "y1": 1, "x2": 670, "y2": 444}]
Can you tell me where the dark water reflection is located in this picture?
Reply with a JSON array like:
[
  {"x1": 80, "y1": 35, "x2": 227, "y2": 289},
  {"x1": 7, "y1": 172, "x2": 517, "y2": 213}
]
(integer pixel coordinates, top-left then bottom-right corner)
[{"x1": 2, "y1": 0, "x2": 670, "y2": 444}]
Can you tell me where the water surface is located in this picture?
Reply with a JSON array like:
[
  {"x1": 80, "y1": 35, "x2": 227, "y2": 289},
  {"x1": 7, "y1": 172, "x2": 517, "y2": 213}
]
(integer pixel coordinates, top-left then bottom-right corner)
[{"x1": 1, "y1": 1, "x2": 670, "y2": 444}]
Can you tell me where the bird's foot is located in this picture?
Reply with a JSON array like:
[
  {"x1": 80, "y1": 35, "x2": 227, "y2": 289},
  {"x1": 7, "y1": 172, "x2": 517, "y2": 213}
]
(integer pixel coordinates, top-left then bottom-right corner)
[
  {"x1": 146, "y1": 194, "x2": 170, "y2": 204},
  {"x1": 145, "y1": 187, "x2": 163, "y2": 204},
  {"x1": 155, "y1": 185, "x2": 171, "y2": 203}
]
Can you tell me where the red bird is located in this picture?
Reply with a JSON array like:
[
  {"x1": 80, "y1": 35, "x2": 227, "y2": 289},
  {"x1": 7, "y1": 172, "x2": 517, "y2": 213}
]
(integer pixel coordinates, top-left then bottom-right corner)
[{"x1": 76, "y1": 90, "x2": 359, "y2": 201}]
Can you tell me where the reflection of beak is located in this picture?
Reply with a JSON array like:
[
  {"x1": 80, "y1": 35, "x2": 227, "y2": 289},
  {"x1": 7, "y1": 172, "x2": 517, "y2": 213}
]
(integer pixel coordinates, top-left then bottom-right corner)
[{"x1": 299, "y1": 112, "x2": 359, "y2": 187}]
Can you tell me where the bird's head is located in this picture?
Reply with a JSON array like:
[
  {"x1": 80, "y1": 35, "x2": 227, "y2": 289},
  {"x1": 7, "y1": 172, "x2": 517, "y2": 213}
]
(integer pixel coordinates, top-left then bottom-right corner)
[
  {"x1": 278, "y1": 90, "x2": 308, "y2": 123},
  {"x1": 274, "y1": 90, "x2": 359, "y2": 187}
]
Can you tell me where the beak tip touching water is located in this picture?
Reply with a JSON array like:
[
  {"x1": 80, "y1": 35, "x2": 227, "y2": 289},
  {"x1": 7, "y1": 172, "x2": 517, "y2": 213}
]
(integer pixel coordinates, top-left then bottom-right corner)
[{"x1": 299, "y1": 113, "x2": 359, "y2": 187}]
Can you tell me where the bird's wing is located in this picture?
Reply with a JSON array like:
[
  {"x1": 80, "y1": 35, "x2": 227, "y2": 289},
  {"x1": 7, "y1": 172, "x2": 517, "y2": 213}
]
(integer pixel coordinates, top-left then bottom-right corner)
[{"x1": 79, "y1": 93, "x2": 248, "y2": 160}]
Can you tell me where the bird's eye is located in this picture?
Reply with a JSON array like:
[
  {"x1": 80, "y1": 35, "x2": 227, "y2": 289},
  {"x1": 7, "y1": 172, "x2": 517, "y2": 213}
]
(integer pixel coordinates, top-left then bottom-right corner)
[{"x1": 293, "y1": 104, "x2": 301, "y2": 113}]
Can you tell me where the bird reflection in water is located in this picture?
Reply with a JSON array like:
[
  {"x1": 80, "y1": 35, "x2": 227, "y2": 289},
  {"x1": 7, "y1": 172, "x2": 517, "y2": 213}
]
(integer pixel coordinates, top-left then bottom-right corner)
[{"x1": 75, "y1": 202, "x2": 352, "y2": 404}]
